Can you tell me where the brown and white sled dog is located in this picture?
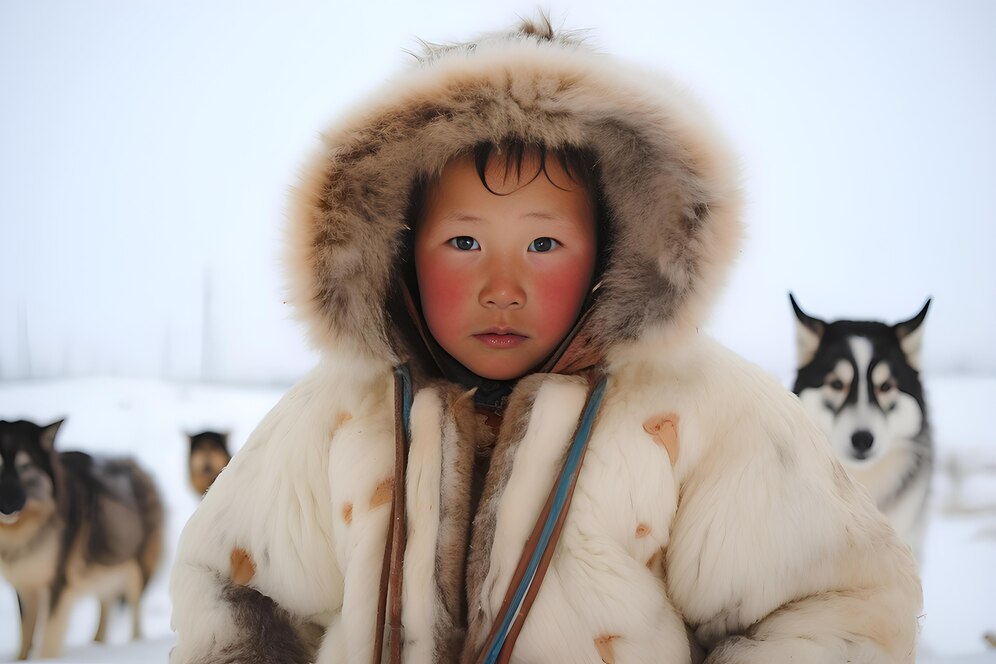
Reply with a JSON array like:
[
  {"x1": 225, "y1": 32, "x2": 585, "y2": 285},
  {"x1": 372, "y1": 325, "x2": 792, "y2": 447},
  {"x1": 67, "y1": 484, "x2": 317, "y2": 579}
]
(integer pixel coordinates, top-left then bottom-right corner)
[
  {"x1": 0, "y1": 419, "x2": 164, "y2": 659},
  {"x1": 187, "y1": 431, "x2": 231, "y2": 497},
  {"x1": 790, "y1": 294, "x2": 933, "y2": 560}
]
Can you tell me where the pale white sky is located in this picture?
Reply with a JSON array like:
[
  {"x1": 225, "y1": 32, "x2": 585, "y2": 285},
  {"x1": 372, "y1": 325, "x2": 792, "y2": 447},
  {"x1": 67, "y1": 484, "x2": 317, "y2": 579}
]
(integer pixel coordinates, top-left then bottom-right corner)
[{"x1": 2, "y1": 0, "x2": 994, "y2": 382}]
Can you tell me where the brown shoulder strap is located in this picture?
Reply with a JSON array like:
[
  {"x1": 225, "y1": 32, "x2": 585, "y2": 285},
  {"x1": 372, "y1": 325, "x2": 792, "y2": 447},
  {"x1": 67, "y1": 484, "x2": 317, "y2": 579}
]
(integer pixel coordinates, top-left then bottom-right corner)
[{"x1": 373, "y1": 368, "x2": 411, "y2": 664}]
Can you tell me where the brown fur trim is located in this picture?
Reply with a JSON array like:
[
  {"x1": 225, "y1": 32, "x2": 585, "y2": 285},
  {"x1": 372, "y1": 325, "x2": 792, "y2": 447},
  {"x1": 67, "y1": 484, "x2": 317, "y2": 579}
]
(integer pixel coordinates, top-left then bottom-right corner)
[
  {"x1": 687, "y1": 624, "x2": 707, "y2": 664},
  {"x1": 461, "y1": 374, "x2": 548, "y2": 662},
  {"x1": 191, "y1": 582, "x2": 322, "y2": 664},
  {"x1": 430, "y1": 384, "x2": 486, "y2": 662}
]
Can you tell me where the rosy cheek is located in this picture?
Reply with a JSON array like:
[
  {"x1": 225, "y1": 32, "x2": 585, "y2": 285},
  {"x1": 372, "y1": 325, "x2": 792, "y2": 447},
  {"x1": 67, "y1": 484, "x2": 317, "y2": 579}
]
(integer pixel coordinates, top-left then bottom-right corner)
[
  {"x1": 417, "y1": 255, "x2": 471, "y2": 340},
  {"x1": 532, "y1": 261, "x2": 591, "y2": 337}
]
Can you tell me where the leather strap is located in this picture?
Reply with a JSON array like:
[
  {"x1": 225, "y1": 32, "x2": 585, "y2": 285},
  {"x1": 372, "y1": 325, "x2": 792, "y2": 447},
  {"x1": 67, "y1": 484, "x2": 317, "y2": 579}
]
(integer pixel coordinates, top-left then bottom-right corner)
[
  {"x1": 374, "y1": 366, "x2": 412, "y2": 664},
  {"x1": 475, "y1": 373, "x2": 608, "y2": 664}
]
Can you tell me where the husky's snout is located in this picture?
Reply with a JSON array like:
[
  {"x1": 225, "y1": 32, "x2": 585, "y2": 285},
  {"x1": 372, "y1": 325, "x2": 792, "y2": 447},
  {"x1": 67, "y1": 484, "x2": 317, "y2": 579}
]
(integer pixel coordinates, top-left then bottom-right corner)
[
  {"x1": 850, "y1": 429, "x2": 875, "y2": 459},
  {"x1": 0, "y1": 475, "x2": 27, "y2": 518}
]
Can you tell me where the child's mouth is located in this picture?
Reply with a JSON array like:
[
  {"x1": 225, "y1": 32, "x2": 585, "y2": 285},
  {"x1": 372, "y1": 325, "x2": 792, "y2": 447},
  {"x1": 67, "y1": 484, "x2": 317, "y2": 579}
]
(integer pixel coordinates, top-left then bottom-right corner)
[{"x1": 474, "y1": 332, "x2": 527, "y2": 348}]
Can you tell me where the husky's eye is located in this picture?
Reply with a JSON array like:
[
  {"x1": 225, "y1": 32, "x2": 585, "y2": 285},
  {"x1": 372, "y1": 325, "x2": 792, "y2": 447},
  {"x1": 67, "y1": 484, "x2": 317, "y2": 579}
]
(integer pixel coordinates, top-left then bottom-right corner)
[
  {"x1": 829, "y1": 379, "x2": 845, "y2": 391},
  {"x1": 879, "y1": 382, "x2": 892, "y2": 393}
]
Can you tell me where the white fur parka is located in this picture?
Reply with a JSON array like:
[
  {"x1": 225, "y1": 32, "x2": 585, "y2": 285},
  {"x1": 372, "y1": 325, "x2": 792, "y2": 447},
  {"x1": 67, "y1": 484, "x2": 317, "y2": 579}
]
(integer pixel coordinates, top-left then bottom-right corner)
[{"x1": 170, "y1": 17, "x2": 921, "y2": 664}]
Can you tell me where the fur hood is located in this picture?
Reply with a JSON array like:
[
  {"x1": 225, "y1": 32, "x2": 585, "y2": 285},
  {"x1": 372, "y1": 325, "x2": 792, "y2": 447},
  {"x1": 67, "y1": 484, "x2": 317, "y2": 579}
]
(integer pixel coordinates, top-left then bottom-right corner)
[{"x1": 285, "y1": 17, "x2": 742, "y2": 370}]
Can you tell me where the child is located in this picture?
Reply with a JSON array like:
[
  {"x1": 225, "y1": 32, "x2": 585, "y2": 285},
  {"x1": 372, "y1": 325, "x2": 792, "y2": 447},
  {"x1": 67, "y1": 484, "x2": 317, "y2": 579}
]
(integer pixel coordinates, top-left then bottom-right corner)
[{"x1": 170, "y1": 16, "x2": 921, "y2": 664}]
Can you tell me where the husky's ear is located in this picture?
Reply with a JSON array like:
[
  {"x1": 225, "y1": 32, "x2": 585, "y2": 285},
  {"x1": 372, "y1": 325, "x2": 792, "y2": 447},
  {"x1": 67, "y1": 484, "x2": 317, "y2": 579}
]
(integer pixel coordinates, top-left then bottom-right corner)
[
  {"x1": 789, "y1": 293, "x2": 825, "y2": 368},
  {"x1": 40, "y1": 419, "x2": 65, "y2": 452},
  {"x1": 894, "y1": 298, "x2": 931, "y2": 370}
]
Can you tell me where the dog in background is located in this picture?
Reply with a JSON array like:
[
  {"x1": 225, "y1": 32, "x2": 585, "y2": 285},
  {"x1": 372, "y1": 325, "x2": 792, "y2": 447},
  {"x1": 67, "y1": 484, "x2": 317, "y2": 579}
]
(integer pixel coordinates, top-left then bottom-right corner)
[
  {"x1": 0, "y1": 418, "x2": 164, "y2": 659},
  {"x1": 187, "y1": 431, "x2": 231, "y2": 496},
  {"x1": 790, "y1": 294, "x2": 933, "y2": 561}
]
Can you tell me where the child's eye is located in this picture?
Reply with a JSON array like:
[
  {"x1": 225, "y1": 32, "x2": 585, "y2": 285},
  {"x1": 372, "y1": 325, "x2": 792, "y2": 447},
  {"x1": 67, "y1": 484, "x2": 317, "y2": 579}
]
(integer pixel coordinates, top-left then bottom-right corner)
[
  {"x1": 528, "y1": 237, "x2": 560, "y2": 253},
  {"x1": 448, "y1": 236, "x2": 480, "y2": 251}
]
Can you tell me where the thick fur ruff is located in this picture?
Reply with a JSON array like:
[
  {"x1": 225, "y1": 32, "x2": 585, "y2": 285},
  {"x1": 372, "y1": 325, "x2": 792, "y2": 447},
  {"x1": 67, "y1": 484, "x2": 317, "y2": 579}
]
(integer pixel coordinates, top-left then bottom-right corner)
[
  {"x1": 0, "y1": 419, "x2": 164, "y2": 659},
  {"x1": 285, "y1": 18, "x2": 742, "y2": 365}
]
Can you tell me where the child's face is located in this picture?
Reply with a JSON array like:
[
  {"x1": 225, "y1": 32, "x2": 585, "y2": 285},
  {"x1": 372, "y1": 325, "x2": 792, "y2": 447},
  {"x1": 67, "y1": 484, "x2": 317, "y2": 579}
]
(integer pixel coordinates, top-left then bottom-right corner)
[{"x1": 414, "y1": 152, "x2": 597, "y2": 381}]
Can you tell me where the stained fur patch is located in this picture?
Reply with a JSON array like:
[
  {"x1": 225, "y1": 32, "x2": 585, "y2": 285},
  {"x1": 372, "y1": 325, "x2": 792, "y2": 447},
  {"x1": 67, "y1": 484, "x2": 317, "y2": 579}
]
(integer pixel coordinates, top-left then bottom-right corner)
[
  {"x1": 646, "y1": 550, "x2": 661, "y2": 571},
  {"x1": 369, "y1": 477, "x2": 394, "y2": 509},
  {"x1": 341, "y1": 502, "x2": 353, "y2": 525},
  {"x1": 643, "y1": 413, "x2": 680, "y2": 465},
  {"x1": 594, "y1": 633, "x2": 621, "y2": 663},
  {"x1": 229, "y1": 547, "x2": 256, "y2": 586}
]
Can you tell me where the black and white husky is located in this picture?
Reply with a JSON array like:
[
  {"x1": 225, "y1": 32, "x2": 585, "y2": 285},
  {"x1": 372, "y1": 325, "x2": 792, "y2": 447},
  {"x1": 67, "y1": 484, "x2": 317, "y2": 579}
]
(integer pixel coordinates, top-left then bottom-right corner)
[
  {"x1": 790, "y1": 294, "x2": 933, "y2": 561},
  {"x1": 0, "y1": 419, "x2": 164, "y2": 659}
]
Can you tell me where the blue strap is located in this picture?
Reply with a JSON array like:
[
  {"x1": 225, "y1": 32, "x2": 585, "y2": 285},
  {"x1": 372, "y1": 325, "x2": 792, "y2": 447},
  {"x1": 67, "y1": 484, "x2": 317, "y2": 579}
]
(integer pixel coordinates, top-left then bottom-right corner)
[
  {"x1": 481, "y1": 375, "x2": 608, "y2": 664},
  {"x1": 394, "y1": 364, "x2": 413, "y2": 439}
]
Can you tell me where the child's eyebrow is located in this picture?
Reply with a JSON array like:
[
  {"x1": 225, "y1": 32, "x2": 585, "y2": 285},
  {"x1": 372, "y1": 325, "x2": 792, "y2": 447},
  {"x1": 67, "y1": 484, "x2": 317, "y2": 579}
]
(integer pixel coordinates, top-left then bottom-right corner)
[
  {"x1": 521, "y1": 211, "x2": 565, "y2": 222},
  {"x1": 440, "y1": 212, "x2": 485, "y2": 223},
  {"x1": 442, "y1": 211, "x2": 571, "y2": 222}
]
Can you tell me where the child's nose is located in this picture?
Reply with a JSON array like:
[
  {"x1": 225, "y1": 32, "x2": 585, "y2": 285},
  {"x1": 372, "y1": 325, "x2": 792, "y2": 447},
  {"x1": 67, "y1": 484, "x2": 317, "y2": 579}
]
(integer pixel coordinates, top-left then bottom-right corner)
[{"x1": 479, "y1": 270, "x2": 525, "y2": 309}]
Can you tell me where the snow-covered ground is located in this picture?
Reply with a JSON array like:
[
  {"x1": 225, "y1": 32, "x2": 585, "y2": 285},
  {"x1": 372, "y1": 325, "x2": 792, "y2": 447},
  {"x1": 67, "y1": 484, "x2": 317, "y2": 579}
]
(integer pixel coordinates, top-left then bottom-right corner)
[{"x1": 0, "y1": 375, "x2": 993, "y2": 663}]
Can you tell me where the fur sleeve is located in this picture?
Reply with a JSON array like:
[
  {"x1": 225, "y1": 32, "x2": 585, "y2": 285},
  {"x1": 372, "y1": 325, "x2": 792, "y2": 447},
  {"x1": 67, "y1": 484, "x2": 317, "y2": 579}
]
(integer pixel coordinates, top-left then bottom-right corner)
[
  {"x1": 665, "y1": 356, "x2": 921, "y2": 664},
  {"x1": 169, "y1": 358, "x2": 392, "y2": 664}
]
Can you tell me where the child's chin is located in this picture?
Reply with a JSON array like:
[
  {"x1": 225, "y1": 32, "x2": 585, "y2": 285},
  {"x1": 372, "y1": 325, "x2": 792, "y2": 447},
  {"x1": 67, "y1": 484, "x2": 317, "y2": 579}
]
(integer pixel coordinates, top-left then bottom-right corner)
[
  {"x1": 466, "y1": 360, "x2": 529, "y2": 382},
  {"x1": 476, "y1": 369, "x2": 526, "y2": 382}
]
